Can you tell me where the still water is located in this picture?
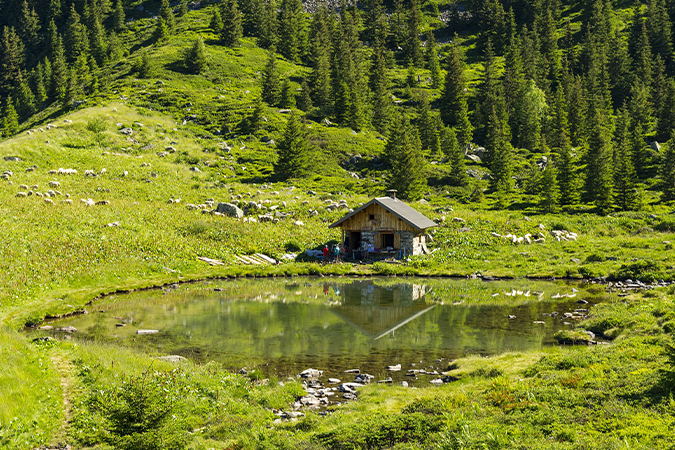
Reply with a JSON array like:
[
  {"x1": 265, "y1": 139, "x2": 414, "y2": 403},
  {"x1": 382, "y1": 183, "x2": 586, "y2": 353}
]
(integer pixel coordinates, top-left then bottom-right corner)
[{"x1": 40, "y1": 277, "x2": 610, "y2": 383}]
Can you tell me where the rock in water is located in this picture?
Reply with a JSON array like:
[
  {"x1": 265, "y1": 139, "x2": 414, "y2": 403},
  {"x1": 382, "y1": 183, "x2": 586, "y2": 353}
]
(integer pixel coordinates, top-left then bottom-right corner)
[
  {"x1": 300, "y1": 368, "x2": 323, "y2": 379},
  {"x1": 216, "y1": 202, "x2": 244, "y2": 218}
]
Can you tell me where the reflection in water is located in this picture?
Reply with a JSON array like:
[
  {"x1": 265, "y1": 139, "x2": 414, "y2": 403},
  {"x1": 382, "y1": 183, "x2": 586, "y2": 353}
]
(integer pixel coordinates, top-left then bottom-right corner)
[{"x1": 37, "y1": 278, "x2": 609, "y2": 384}]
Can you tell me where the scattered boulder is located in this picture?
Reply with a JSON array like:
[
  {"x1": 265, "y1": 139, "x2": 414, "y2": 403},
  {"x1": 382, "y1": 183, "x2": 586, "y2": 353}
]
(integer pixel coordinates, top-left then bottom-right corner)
[
  {"x1": 300, "y1": 368, "x2": 323, "y2": 379},
  {"x1": 156, "y1": 355, "x2": 188, "y2": 363},
  {"x1": 216, "y1": 202, "x2": 244, "y2": 218},
  {"x1": 119, "y1": 127, "x2": 134, "y2": 135}
]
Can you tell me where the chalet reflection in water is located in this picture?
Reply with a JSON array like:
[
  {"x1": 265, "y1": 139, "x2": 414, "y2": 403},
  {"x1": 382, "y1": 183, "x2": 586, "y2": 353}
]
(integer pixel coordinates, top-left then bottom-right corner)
[{"x1": 328, "y1": 280, "x2": 436, "y2": 340}]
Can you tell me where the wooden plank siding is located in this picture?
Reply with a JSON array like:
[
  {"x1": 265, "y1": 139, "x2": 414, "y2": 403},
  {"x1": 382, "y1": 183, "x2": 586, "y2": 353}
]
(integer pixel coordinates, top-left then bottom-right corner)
[{"x1": 337, "y1": 204, "x2": 417, "y2": 233}]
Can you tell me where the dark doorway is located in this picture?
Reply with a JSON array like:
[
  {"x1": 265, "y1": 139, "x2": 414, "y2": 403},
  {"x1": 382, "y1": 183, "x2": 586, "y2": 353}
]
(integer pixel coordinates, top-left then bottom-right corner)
[
  {"x1": 350, "y1": 232, "x2": 361, "y2": 252},
  {"x1": 383, "y1": 233, "x2": 395, "y2": 248}
]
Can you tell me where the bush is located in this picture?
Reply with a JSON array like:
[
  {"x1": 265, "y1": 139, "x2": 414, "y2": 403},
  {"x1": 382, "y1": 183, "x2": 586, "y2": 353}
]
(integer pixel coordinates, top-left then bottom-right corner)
[
  {"x1": 470, "y1": 367, "x2": 505, "y2": 378},
  {"x1": 612, "y1": 259, "x2": 670, "y2": 282},
  {"x1": 94, "y1": 372, "x2": 189, "y2": 450},
  {"x1": 554, "y1": 330, "x2": 594, "y2": 345}
]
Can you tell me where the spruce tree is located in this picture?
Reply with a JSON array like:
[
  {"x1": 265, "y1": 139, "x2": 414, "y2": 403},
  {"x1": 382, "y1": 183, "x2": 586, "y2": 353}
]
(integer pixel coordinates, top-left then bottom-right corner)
[
  {"x1": 628, "y1": 82, "x2": 653, "y2": 177},
  {"x1": 246, "y1": 96, "x2": 265, "y2": 133},
  {"x1": 32, "y1": 61, "x2": 48, "y2": 107},
  {"x1": 308, "y1": 4, "x2": 332, "y2": 109},
  {"x1": 257, "y1": 0, "x2": 278, "y2": 50},
  {"x1": 417, "y1": 93, "x2": 440, "y2": 154},
  {"x1": 486, "y1": 105, "x2": 513, "y2": 193},
  {"x1": 274, "y1": 113, "x2": 311, "y2": 180},
  {"x1": 65, "y1": 4, "x2": 89, "y2": 62},
  {"x1": 221, "y1": 0, "x2": 243, "y2": 47},
  {"x1": 383, "y1": 114, "x2": 427, "y2": 201},
  {"x1": 50, "y1": 34, "x2": 67, "y2": 102},
  {"x1": 184, "y1": 37, "x2": 208, "y2": 74},
  {"x1": 657, "y1": 79, "x2": 675, "y2": 142},
  {"x1": 210, "y1": 8, "x2": 223, "y2": 34},
  {"x1": 178, "y1": 0, "x2": 188, "y2": 17},
  {"x1": 279, "y1": 78, "x2": 296, "y2": 108},
  {"x1": 13, "y1": 73, "x2": 35, "y2": 119},
  {"x1": 296, "y1": 78, "x2": 312, "y2": 111},
  {"x1": 538, "y1": 162, "x2": 561, "y2": 213},
  {"x1": 278, "y1": 0, "x2": 304, "y2": 62},
  {"x1": 584, "y1": 108, "x2": 614, "y2": 213},
  {"x1": 404, "y1": 0, "x2": 423, "y2": 67},
  {"x1": 659, "y1": 133, "x2": 675, "y2": 200},
  {"x1": 370, "y1": 44, "x2": 390, "y2": 134},
  {"x1": 113, "y1": 0, "x2": 125, "y2": 31},
  {"x1": 440, "y1": 42, "x2": 470, "y2": 134},
  {"x1": 646, "y1": 0, "x2": 673, "y2": 63},
  {"x1": 159, "y1": 0, "x2": 176, "y2": 32},
  {"x1": 261, "y1": 48, "x2": 280, "y2": 105},
  {"x1": 1, "y1": 96, "x2": 19, "y2": 136},
  {"x1": 153, "y1": 17, "x2": 170, "y2": 43},
  {"x1": 89, "y1": 14, "x2": 107, "y2": 65},
  {"x1": 441, "y1": 126, "x2": 468, "y2": 186},
  {"x1": 614, "y1": 107, "x2": 639, "y2": 211},
  {"x1": 551, "y1": 87, "x2": 580, "y2": 206},
  {"x1": 19, "y1": 0, "x2": 40, "y2": 52},
  {"x1": 0, "y1": 26, "x2": 25, "y2": 97},
  {"x1": 428, "y1": 44, "x2": 442, "y2": 89}
]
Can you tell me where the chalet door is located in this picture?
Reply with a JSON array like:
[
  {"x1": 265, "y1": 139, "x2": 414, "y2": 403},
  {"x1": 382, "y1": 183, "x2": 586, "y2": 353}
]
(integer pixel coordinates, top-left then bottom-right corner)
[
  {"x1": 394, "y1": 233, "x2": 401, "y2": 249},
  {"x1": 374, "y1": 233, "x2": 383, "y2": 249},
  {"x1": 349, "y1": 232, "x2": 361, "y2": 252}
]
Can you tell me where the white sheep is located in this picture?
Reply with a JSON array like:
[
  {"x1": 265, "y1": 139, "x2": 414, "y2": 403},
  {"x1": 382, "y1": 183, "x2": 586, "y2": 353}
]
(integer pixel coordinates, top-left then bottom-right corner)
[
  {"x1": 49, "y1": 181, "x2": 60, "y2": 187},
  {"x1": 44, "y1": 198, "x2": 54, "y2": 204}
]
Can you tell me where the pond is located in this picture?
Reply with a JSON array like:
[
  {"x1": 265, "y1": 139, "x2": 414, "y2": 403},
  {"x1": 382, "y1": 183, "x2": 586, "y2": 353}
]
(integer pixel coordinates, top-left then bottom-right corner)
[{"x1": 37, "y1": 277, "x2": 611, "y2": 385}]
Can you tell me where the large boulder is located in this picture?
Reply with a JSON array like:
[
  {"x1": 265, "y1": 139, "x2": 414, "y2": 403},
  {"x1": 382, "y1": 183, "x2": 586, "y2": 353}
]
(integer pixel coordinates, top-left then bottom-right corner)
[{"x1": 216, "y1": 202, "x2": 244, "y2": 218}]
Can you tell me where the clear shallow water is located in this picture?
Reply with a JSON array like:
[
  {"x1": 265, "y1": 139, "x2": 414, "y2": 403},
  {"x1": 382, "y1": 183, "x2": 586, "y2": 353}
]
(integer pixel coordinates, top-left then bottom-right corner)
[{"x1": 38, "y1": 277, "x2": 610, "y2": 384}]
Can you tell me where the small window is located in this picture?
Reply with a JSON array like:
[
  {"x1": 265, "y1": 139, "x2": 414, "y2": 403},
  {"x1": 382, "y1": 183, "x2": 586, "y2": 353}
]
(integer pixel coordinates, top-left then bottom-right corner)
[{"x1": 369, "y1": 214, "x2": 375, "y2": 220}]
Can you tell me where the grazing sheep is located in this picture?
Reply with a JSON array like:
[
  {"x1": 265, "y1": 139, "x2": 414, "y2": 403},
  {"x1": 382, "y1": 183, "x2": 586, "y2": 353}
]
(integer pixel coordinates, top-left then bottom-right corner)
[
  {"x1": 35, "y1": 192, "x2": 44, "y2": 197},
  {"x1": 16, "y1": 192, "x2": 27, "y2": 197},
  {"x1": 63, "y1": 199, "x2": 73, "y2": 204},
  {"x1": 81, "y1": 198, "x2": 95, "y2": 206},
  {"x1": 44, "y1": 198, "x2": 54, "y2": 204},
  {"x1": 100, "y1": 168, "x2": 107, "y2": 174},
  {"x1": 96, "y1": 200, "x2": 110, "y2": 205},
  {"x1": 49, "y1": 181, "x2": 60, "y2": 188},
  {"x1": 84, "y1": 170, "x2": 96, "y2": 176},
  {"x1": 19, "y1": 184, "x2": 28, "y2": 190}
]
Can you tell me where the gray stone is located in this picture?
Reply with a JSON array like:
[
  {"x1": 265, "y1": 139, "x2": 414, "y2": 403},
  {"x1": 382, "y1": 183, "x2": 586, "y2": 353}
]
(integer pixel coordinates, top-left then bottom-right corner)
[
  {"x1": 216, "y1": 202, "x2": 244, "y2": 218},
  {"x1": 300, "y1": 368, "x2": 323, "y2": 378},
  {"x1": 137, "y1": 329, "x2": 159, "y2": 335},
  {"x1": 119, "y1": 127, "x2": 133, "y2": 135},
  {"x1": 465, "y1": 154, "x2": 482, "y2": 163},
  {"x1": 55, "y1": 326, "x2": 77, "y2": 333},
  {"x1": 157, "y1": 355, "x2": 188, "y2": 363},
  {"x1": 4, "y1": 156, "x2": 21, "y2": 161},
  {"x1": 354, "y1": 373, "x2": 374, "y2": 384}
]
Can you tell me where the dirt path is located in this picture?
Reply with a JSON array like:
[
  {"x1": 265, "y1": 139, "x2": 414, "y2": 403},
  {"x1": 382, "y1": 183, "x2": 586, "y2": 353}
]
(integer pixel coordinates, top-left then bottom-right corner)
[{"x1": 47, "y1": 350, "x2": 76, "y2": 449}]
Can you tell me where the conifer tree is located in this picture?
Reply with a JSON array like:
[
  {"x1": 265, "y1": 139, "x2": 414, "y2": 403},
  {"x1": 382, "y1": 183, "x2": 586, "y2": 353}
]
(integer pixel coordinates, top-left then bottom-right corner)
[
  {"x1": 646, "y1": 0, "x2": 673, "y2": 63},
  {"x1": 257, "y1": 0, "x2": 278, "y2": 49},
  {"x1": 475, "y1": 40, "x2": 504, "y2": 147},
  {"x1": 551, "y1": 87, "x2": 580, "y2": 206},
  {"x1": 404, "y1": 0, "x2": 423, "y2": 67},
  {"x1": 370, "y1": 44, "x2": 390, "y2": 135},
  {"x1": 632, "y1": 21, "x2": 653, "y2": 87},
  {"x1": 32, "y1": 61, "x2": 49, "y2": 107},
  {"x1": 486, "y1": 105, "x2": 513, "y2": 193},
  {"x1": 503, "y1": 33, "x2": 525, "y2": 137},
  {"x1": 113, "y1": 0, "x2": 125, "y2": 31},
  {"x1": 567, "y1": 75, "x2": 587, "y2": 147},
  {"x1": 383, "y1": 115, "x2": 427, "y2": 201},
  {"x1": 184, "y1": 37, "x2": 208, "y2": 74},
  {"x1": 65, "y1": 4, "x2": 89, "y2": 62},
  {"x1": 19, "y1": 0, "x2": 40, "y2": 51},
  {"x1": 48, "y1": 0, "x2": 62, "y2": 25},
  {"x1": 153, "y1": 17, "x2": 170, "y2": 43},
  {"x1": 538, "y1": 162, "x2": 561, "y2": 213},
  {"x1": 47, "y1": 19, "x2": 59, "y2": 61},
  {"x1": 628, "y1": 82, "x2": 653, "y2": 176},
  {"x1": 178, "y1": 0, "x2": 188, "y2": 17},
  {"x1": 1, "y1": 96, "x2": 19, "y2": 136},
  {"x1": 159, "y1": 0, "x2": 176, "y2": 32},
  {"x1": 657, "y1": 79, "x2": 675, "y2": 141},
  {"x1": 210, "y1": 8, "x2": 223, "y2": 33},
  {"x1": 13, "y1": 73, "x2": 35, "y2": 119},
  {"x1": 278, "y1": 0, "x2": 304, "y2": 62},
  {"x1": 308, "y1": 3, "x2": 332, "y2": 109},
  {"x1": 428, "y1": 44, "x2": 442, "y2": 89},
  {"x1": 296, "y1": 78, "x2": 312, "y2": 111},
  {"x1": 584, "y1": 108, "x2": 614, "y2": 213},
  {"x1": 274, "y1": 113, "x2": 311, "y2": 180},
  {"x1": 221, "y1": 0, "x2": 243, "y2": 47},
  {"x1": 279, "y1": 78, "x2": 296, "y2": 108},
  {"x1": 89, "y1": 14, "x2": 107, "y2": 65},
  {"x1": 613, "y1": 107, "x2": 639, "y2": 211},
  {"x1": 0, "y1": 26, "x2": 25, "y2": 97},
  {"x1": 441, "y1": 126, "x2": 468, "y2": 186},
  {"x1": 246, "y1": 96, "x2": 265, "y2": 133},
  {"x1": 659, "y1": 133, "x2": 675, "y2": 200},
  {"x1": 608, "y1": 28, "x2": 632, "y2": 108},
  {"x1": 515, "y1": 80, "x2": 547, "y2": 151},
  {"x1": 261, "y1": 48, "x2": 280, "y2": 105},
  {"x1": 440, "y1": 42, "x2": 471, "y2": 140},
  {"x1": 50, "y1": 34, "x2": 67, "y2": 102},
  {"x1": 417, "y1": 93, "x2": 440, "y2": 154}
]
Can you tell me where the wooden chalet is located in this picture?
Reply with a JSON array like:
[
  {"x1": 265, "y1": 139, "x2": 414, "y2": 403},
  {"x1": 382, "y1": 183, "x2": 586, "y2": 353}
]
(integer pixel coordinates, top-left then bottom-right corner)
[{"x1": 329, "y1": 192, "x2": 437, "y2": 258}]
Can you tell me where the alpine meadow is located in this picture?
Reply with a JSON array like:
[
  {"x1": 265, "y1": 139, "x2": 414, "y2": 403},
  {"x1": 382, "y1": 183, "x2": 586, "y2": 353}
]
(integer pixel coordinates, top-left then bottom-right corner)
[{"x1": 3, "y1": 0, "x2": 675, "y2": 449}]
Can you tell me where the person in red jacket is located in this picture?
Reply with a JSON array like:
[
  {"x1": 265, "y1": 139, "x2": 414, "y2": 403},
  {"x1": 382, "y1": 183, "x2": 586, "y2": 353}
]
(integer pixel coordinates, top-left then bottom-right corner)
[{"x1": 322, "y1": 245, "x2": 329, "y2": 262}]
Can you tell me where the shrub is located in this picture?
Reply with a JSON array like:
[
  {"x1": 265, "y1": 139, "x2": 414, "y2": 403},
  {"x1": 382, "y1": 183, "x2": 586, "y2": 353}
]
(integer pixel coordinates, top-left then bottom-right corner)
[
  {"x1": 94, "y1": 371, "x2": 189, "y2": 450},
  {"x1": 470, "y1": 367, "x2": 505, "y2": 378},
  {"x1": 612, "y1": 259, "x2": 670, "y2": 282},
  {"x1": 554, "y1": 330, "x2": 593, "y2": 345}
]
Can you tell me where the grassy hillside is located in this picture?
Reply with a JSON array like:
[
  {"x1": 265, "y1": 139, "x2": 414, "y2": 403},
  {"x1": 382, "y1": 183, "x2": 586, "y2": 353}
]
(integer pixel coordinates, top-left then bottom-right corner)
[{"x1": 1, "y1": 2, "x2": 675, "y2": 449}]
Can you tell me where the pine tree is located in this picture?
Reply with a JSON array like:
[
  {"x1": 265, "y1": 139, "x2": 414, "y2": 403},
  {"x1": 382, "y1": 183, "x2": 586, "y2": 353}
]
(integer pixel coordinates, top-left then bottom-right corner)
[
  {"x1": 632, "y1": 21, "x2": 653, "y2": 87},
  {"x1": 113, "y1": 0, "x2": 125, "y2": 31},
  {"x1": 584, "y1": 108, "x2": 614, "y2": 213},
  {"x1": 614, "y1": 107, "x2": 639, "y2": 211},
  {"x1": 659, "y1": 133, "x2": 675, "y2": 200},
  {"x1": 296, "y1": 78, "x2": 312, "y2": 111},
  {"x1": 32, "y1": 61, "x2": 49, "y2": 107},
  {"x1": 441, "y1": 126, "x2": 468, "y2": 186},
  {"x1": 567, "y1": 75, "x2": 587, "y2": 147},
  {"x1": 428, "y1": 44, "x2": 442, "y2": 89},
  {"x1": 486, "y1": 105, "x2": 513, "y2": 192},
  {"x1": 646, "y1": 0, "x2": 673, "y2": 63},
  {"x1": 153, "y1": 17, "x2": 170, "y2": 43},
  {"x1": 628, "y1": 82, "x2": 653, "y2": 177},
  {"x1": 13, "y1": 73, "x2": 35, "y2": 119},
  {"x1": 551, "y1": 87, "x2": 580, "y2": 206},
  {"x1": 184, "y1": 37, "x2": 208, "y2": 74},
  {"x1": 279, "y1": 78, "x2": 296, "y2": 108},
  {"x1": 134, "y1": 53, "x2": 153, "y2": 78},
  {"x1": 159, "y1": 0, "x2": 176, "y2": 32},
  {"x1": 221, "y1": 0, "x2": 243, "y2": 47},
  {"x1": 178, "y1": 0, "x2": 188, "y2": 17},
  {"x1": 439, "y1": 42, "x2": 468, "y2": 129},
  {"x1": 1, "y1": 96, "x2": 19, "y2": 136},
  {"x1": 503, "y1": 33, "x2": 525, "y2": 139},
  {"x1": 308, "y1": 4, "x2": 332, "y2": 109},
  {"x1": 538, "y1": 162, "x2": 561, "y2": 213},
  {"x1": 89, "y1": 13, "x2": 107, "y2": 65},
  {"x1": 404, "y1": 0, "x2": 423, "y2": 67},
  {"x1": 65, "y1": 4, "x2": 89, "y2": 62},
  {"x1": 475, "y1": 40, "x2": 504, "y2": 148},
  {"x1": 50, "y1": 34, "x2": 67, "y2": 102},
  {"x1": 210, "y1": 8, "x2": 223, "y2": 33},
  {"x1": 417, "y1": 93, "x2": 440, "y2": 154},
  {"x1": 0, "y1": 26, "x2": 25, "y2": 97},
  {"x1": 383, "y1": 114, "x2": 427, "y2": 201},
  {"x1": 257, "y1": 0, "x2": 278, "y2": 49},
  {"x1": 370, "y1": 44, "x2": 390, "y2": 135},
  {"x1": 278, "y1": 0, "x2": 304, "y2": 62},
  {"x1": 274, "y1": 113, "x2": 311, "y2": 180},
  {"x1": 657, "y1": 79, "x2": 675, "y2": 141},
  {"x1": 246, "y1": 96, "x2": 265, "y2": 133},
  {"x1": 261, "y1": 48, "x2": 280, "y2": 105},
  {"x1": 19, "y1": 0, "x2": 40, "y2": 51},
  {"x1": 48, "y1": 0, "x2": 62, "y2": 25}
]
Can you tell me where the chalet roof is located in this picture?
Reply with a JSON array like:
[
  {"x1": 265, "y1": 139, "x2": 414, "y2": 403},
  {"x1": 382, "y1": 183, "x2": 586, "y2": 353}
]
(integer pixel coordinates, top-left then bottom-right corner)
[{"x1": 329, "y1": 197, "x2": 437, "y2": 231}]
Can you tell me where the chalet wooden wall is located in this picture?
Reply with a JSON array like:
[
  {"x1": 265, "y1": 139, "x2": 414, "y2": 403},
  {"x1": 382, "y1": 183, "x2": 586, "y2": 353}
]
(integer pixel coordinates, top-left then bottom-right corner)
[{"x1": 338, "y1": 204, "x2": 416, "y2": 232}]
